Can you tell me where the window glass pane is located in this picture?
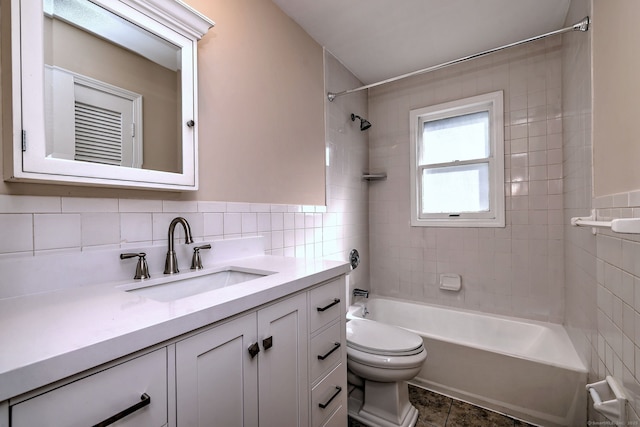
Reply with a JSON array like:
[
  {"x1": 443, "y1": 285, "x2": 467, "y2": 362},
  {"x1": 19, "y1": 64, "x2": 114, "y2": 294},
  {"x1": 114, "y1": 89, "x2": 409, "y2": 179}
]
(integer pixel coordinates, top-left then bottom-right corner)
[
  {"x1": 420, "y1": 111, "x2": 489, "y2": 165},
  {"x1": 421, "y1": 163, "x2": 489, "y2": 214}
]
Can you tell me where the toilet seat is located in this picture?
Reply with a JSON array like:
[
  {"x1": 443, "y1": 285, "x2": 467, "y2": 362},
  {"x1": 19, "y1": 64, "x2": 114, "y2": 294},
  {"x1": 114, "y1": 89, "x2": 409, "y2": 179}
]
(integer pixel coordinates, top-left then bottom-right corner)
[{"x1": 346, "y1": 319, "x2": 424, "y2": 356}]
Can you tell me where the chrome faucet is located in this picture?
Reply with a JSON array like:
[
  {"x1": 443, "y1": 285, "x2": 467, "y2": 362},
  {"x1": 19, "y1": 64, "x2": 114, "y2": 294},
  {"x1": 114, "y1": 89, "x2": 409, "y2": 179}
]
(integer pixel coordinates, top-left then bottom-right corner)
[
  {"x1": 164, "y1": 217, "x2": 194, "y2": 274},
  {"x1": 353, "y1": 288, "x2": 369, "y2": 298}
]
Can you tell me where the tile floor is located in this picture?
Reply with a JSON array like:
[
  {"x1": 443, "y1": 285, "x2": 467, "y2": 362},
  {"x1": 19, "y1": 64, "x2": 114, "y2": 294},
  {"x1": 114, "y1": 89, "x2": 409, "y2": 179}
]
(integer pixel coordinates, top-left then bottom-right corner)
[{"x1": 348, "y1": 385, "x2": 537, "y2": 427}]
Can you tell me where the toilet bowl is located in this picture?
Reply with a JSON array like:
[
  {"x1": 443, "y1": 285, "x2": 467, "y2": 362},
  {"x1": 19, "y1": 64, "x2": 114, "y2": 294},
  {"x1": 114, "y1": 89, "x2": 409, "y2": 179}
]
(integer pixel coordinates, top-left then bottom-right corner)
[{"x1": 346, "y1": 318, "x2": 427, "y2": 427}]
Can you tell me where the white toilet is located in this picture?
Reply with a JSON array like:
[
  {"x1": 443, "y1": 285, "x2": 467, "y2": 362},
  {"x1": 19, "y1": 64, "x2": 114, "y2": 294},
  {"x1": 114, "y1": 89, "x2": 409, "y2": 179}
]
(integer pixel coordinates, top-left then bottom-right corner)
[{"x1": 346, "y1": 318, "x2": 427, "y2": 427}]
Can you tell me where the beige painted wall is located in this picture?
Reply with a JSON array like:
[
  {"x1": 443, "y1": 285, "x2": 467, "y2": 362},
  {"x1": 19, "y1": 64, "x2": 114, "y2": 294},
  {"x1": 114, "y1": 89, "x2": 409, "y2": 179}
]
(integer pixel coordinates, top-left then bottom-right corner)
[
  {"x1": 592, "y1": 0, "x2": 640, "y2": 197},
  {"x1": 1, "y1": 0, "x2": 326, "y2": 205},
  {"x1": 185, "y1": 0, "x2": 325, "y2": 205}
]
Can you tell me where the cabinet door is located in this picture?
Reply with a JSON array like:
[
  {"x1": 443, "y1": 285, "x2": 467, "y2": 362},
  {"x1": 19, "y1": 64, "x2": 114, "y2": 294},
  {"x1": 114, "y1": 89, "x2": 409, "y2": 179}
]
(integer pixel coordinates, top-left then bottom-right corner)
[
  {"x1": 257, "y1": 293, "x2": 309, "y2": 427},
  {"x1": 176, "y1": 313, "x2": 258, "y2": 427}
]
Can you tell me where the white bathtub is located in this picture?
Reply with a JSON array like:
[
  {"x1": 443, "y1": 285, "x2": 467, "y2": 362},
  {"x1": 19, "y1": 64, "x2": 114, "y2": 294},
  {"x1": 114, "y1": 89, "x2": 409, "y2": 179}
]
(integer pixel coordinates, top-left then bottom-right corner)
[{"x1": 348, "y1": 297, "x2": 587, "y2": 427}]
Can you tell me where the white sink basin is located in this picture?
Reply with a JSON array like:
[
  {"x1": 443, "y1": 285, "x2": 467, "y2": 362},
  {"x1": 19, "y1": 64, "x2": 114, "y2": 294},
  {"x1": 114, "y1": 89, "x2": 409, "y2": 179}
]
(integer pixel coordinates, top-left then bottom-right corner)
[{"x1": 120, "y1": 267, "x2": 273, "y2": 302}]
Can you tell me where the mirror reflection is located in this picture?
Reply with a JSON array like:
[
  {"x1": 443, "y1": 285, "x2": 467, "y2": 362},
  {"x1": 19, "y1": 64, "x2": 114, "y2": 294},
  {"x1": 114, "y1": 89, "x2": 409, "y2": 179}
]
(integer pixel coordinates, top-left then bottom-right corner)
[{"x1": 42, "y1": 0, "x2": 183, "y2": 173}]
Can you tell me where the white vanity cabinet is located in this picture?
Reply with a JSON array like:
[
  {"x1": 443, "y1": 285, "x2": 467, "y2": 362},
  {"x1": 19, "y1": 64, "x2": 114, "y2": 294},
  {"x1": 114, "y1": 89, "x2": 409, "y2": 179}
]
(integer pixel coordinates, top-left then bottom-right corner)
[
  {"x1": 1, "y1": 271, "x2": 349, "y2": 427},
  {"x1": 176, "y1": 292, "x2": 309, "y2": 427},
  {"x1": 10, "y1": 348, "x2": 168, "y2": 427}
]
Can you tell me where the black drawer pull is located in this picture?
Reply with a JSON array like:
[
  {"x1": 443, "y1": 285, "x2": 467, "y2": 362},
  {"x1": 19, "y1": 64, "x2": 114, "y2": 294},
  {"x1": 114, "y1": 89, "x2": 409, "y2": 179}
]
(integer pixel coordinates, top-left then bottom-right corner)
[
  {"x1": 317, "y1": 298, "x2": 340, "y2": 312},
  {"x1": 92, "y1": 393, "x2": 150, "y2": 427},
  {"x1": 318, "y1": 386, "x2": 342, "y2": 409},
  {"x1": 317, "y1": 342, "x2": 341, "y2": 360}
]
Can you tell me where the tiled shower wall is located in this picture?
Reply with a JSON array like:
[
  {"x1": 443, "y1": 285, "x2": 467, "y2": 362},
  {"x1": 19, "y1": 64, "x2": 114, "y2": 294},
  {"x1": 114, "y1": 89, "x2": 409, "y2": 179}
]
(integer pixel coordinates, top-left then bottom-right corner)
[
  {"x1": 0, "y1": 51, "x2": 369, "y2": 297},
  {"x1": 368, "y1": 37, "x2": 564, "y2": 322},
  {"x1": 324, "y1": 51, "x2": 370, "y2": 293},
  {"x1": 563, "y1": 0, "x2": 640, "y2": 423},
  {"x1": 588, "y1": 194, "x2": 640, "y2": 424}
]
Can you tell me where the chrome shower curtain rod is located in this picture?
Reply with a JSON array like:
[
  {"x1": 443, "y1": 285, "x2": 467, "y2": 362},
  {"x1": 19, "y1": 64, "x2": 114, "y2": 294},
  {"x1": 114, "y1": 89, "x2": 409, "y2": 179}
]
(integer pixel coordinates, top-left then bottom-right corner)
[{"x1": 327, "y1": 16, "x2": 590, "y2": 102}]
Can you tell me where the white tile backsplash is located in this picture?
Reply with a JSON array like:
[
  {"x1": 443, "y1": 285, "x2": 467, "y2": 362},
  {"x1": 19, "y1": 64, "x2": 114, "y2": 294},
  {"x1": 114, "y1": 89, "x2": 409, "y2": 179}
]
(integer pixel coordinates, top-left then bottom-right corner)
[
  {"x1": 0, "y1": 194, "x2": 60, "y2": 213},
  {"x1": 121, "y1": 213, "x2": 153, "y2": 243},
  {"x1": 223, "y1": 213, "x2": 242, "y2": 235},
  {"x1": 203, "y1": 213, "x2": 224, "y2": 237},
  {"x1": 197, "y1": 201, "x2": 226, "y2": 213},
  {"x1": 81, "y1": 213, "x2": 120, "y2": 247},
  {"x1": 62, "y1": 197, "x2": 118, "y2": 213},
  {"x1": 163, "y1": 200, "x2": 198, "y2": 213},
  {"x1": 0, "y1": 214, "x2": 33, "y2": 253},
  {"x1": 118, "y1": 198, "x2": 163, "y2": 213},
  {"x1": 34, "y1": 214, "x2": 81, "y2": 250},
  {"x1": 241, "y1": 213, "x2": 257, "y2": 234}
]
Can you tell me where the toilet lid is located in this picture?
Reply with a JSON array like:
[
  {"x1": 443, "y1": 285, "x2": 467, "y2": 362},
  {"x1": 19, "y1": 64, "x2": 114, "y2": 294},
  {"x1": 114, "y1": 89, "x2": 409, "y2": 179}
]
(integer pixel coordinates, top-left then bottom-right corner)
[{"x1": 346, "y1": 319, "x2": 424, "y2": 356}]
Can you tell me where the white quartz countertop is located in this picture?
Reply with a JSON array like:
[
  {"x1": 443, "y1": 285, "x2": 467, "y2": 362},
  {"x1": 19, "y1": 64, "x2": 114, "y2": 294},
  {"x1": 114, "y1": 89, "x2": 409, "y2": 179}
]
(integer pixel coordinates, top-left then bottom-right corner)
[{"x1": 0, "y1": 254, "x2": 350, "y2": 401}]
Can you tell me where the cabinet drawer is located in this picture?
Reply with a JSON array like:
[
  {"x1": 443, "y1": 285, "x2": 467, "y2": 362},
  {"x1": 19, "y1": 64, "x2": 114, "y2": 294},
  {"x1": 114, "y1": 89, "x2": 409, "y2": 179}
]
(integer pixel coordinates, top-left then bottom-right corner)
[
  {"x1": 310, "y1": 321, "x2": 342, "y2": 383},
  {"x1": 11, "y1": 348, "x2": 167, "y2": 427},
  {"x1": 321, "y1": 403, "x2": 347, "y2": 427},
  {"x1": 309, "y1": 278, "x2": 343, "y2": 332},
  {"x1": 311, "y1": 363, "x2": 346, "y2": 427}
]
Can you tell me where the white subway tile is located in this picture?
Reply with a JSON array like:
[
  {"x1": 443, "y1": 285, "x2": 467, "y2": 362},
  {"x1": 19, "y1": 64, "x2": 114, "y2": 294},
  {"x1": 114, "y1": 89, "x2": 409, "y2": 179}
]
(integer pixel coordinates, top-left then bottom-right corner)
[
  {"x1": 227, "y1": 202, "x2": 251, "y2": 213},
  {"x1": 629, "y1": 191, "x2": 640, "y2": 208},
  {"x1": 283, "y1": 230, "x2": 295, "y2": 248},
  {"x1": 163, "y1": 200, "x2": 198, "y2": 213},
  {"x1": 0, "y1": 214, "x2": 33, "y2": 253},
  {"x1": 610, "y1": 193, "x2": 629, "y2": 209},
  {"x1": 198, "y1": 201, "x2": 227, "y2": 212},
  {"x1": 121, "y1": 213, "x2": 153, "y2": 243},
  {"x1": 34, "y1": 214, "x2": 81, "y2": 250},
  {"x1": 256, "y1": 213, "x2": 271, "y2": 232},
  {"x1": 241, "y1": 213, "x2": 257, "y2": 234},
  {"x1": 62, "y1": 197, "x2": 118, "y2": 213},
  {"x1": 118, "y1": 198, "x2": 162, "y2": 213},
  {"x1": 271, "y1": 213, "x2": 284, "y2": 231},
  {"x1": 0, "y1": 195, "x2": 60, "y2": 213},
  {"x1": 305, "y1": 243, "x2": 315, "y2": 258},
  {"x1": 224, "y1": 213, "x2": 242, "y2": 235},
  {"x1": 81, "y1": 213, "x2": 120, "y2": 247},
  {"x1": 271, "y1": 231, "x2": 284, "y2": 250},
  {"x1": 283, "y1": 213, "x2": 295, "y2": 230},
  {"x1": 204, "y1": 213, "x2": 224, "y2": 237}
]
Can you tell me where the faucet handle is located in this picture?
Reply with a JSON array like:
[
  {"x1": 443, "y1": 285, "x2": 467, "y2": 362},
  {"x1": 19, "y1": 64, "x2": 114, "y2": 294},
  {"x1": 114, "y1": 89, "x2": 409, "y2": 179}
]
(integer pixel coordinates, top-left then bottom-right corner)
[
  {"x1": 191, "y1": 244, "x2": 212, "y2": 270},
  {"x1": 120, "y1": 252, "x2": 151, "y2": 280}
]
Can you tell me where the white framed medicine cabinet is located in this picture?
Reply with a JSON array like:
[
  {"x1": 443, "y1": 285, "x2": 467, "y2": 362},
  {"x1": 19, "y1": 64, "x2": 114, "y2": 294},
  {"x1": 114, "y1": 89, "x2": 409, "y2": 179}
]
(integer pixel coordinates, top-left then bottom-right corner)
[{"x1": 3, "y1": 0, "x2": 214, "y2": 190}]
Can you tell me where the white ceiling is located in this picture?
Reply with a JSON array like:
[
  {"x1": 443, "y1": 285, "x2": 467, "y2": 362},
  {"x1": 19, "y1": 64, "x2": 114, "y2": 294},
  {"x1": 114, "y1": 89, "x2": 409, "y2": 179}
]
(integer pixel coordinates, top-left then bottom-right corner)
[{"x1": 272, "y1": 0, "x2": 572, "y2": 85}]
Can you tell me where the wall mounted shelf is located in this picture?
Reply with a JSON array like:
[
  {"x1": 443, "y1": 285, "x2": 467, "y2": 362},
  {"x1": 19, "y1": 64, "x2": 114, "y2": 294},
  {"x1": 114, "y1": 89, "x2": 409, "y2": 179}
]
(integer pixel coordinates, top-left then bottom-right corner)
[
  {"x1": 362, "y1": 173, "x2": 387, "y2": 181},
  {"x1": 571, "y1": 209, "x2": 640, "y2": 234}
]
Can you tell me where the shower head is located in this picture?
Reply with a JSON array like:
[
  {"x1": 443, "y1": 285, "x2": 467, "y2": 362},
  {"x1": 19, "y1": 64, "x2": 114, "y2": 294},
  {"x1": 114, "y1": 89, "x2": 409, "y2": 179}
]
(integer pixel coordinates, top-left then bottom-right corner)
[{"x1": 351, "y1": 114, "x2": 372, "y2": 131}]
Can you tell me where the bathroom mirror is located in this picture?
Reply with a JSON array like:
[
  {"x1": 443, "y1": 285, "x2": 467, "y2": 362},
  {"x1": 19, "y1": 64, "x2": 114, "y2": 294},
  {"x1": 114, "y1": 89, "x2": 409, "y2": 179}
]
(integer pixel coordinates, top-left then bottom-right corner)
[{"x1": 5, "y1": 0, "x2": 214, "y2": 190}]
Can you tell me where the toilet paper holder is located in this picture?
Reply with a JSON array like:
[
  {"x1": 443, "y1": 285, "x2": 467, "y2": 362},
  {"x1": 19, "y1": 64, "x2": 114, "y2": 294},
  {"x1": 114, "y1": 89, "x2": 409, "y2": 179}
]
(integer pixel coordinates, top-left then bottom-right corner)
[{"x1": 586, "y1": 375, "x2": 627, "y2": 425}]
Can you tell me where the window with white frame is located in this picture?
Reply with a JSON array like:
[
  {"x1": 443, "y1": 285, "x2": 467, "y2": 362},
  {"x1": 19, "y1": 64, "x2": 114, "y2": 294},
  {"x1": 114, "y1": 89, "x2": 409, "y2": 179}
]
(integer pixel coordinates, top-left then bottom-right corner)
[{"x1": 410, "y1": 91, "x2": 505, "y2": 227}]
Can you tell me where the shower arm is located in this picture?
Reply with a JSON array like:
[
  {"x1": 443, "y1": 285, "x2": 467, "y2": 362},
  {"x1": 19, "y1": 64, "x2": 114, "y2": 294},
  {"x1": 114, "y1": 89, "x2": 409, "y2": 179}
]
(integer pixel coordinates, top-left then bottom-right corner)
[{"x1": 327, "y1": 16, "x2": 590, "y2": 102}]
